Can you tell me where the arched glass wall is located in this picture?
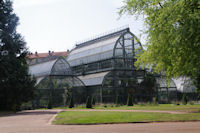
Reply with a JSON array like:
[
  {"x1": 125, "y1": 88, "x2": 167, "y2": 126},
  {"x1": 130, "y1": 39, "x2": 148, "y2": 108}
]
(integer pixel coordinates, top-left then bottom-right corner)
[
  {"x1": 102, "y1": 70, "x2": 144, "y2": 103},
  {"x1": 51, "y1": 57, "x2": 72, "y2": 76},
  {"x1": 30, "y1": 57, "x2": 86, "y2": 107},
  {"x1": 113, "y1": 31, "x2": 142, "y2": 69},
  {"x1": 36, "y1": 76, "x2": 86, "y2": 107},
  {"x1": 156, "y1": 77, "x2": 177, "y2": 103}
]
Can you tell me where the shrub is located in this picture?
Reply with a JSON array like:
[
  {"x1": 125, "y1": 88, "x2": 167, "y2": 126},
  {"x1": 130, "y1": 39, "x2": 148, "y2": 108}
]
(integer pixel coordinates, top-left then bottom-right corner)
[
  {"x1": 189, "y1": 101, "x2": 194, "y2": 105},
  {"x1": 69, "y1": 95, "x2": 74, "y2": 108},
  {"x1": 127, "y1": 94, "x2": 133, "y2": 106},
  {"x1": 86, "y1": 96, "x2": 92, "y2": 108},
  {"x1": 21, "y1": 101, "x2": 34, "y2": 110},
  {"x1": 182, "y1": 93, "x2": 188, "y2": 105},
  {"x1": 115, "y1": 95, "x2": 120, "y2": 106},
  {"x1": 92, "y1": 96, "x2": 96, "y2": 105},
  {"x1": 47, "y1": 98, "x2": 52, "y2": 109},
  {"x1": 152, "y1": 97, "x2": 158, "y2": 105}
]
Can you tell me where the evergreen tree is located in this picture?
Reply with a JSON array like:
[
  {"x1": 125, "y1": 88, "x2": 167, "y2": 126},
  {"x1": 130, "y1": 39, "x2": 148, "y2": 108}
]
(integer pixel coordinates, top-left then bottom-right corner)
[
  {"x1": 0, "y1": 0, "x2": 36, "y2": 111},
  {"x1": 127, "y1": 94, "x2": 133, "y2": 106},
  {"x1": 86, "y1": 96, "x2": 92, "y2": 108},
  {"x1": 92, "y1": 96, "x2": 96, "y2": 105},
  {"x1": 181, "y1": 93, "x2": 188, "y2": 105},
  {"x1": 115, "y1": 95, "x2": 120, "y2": 106},
  {"x1": 69, "y1": 95, "x2": 74, "y2": 108}
]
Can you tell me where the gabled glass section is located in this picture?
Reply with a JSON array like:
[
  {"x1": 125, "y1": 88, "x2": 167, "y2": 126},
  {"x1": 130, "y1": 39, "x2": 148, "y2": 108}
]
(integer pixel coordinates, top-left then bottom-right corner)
[{"x1": 29, "y1": 57, "x2": 85, "y2": 107}]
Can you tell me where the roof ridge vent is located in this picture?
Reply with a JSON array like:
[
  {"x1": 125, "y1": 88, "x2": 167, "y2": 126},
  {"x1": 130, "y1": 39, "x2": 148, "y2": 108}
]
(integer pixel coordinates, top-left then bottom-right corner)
[{"x1": 75, "y1": 25, "x2": 129, "y2": 48}]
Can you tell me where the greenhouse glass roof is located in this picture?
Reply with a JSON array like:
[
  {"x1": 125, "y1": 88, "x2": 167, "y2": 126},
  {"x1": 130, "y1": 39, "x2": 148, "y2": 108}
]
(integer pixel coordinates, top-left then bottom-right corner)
[
  {"x1": 29, "y1": 59, "x2": 57, "y2": 78},
  {"x1": 29, "y1": 57, "x2": 72, "y2": 84},
  {"x1": 78, "y1": 71, "x2": 109, "y2": 86},
  {"x1": 66, "y1": 28, "x2": 130, "y2": 67}
]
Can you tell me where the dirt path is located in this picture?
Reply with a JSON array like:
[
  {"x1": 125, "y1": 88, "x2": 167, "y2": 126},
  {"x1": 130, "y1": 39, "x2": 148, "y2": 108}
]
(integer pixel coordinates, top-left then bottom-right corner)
[
  {"x1": 0, "y1": 110, "x2": 200, "y2": 133},
  {"x1": 64, "y1": 109, "x2": 187, "y2": 114}
]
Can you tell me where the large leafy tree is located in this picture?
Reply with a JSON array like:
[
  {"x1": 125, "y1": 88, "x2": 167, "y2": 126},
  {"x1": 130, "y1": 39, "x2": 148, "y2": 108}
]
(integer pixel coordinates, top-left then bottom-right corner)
[
  {"x1": 0, "y1": 0, "x2": 36, "y2": 111},
  {"x1": 120, "y1": 0, "x2": 200, "y2": 94}
]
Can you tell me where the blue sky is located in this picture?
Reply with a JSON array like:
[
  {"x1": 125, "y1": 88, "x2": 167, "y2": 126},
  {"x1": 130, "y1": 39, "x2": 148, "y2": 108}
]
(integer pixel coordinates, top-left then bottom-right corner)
[{"x1": 13, "y1": 0, "x2": 145, "y2": 53}]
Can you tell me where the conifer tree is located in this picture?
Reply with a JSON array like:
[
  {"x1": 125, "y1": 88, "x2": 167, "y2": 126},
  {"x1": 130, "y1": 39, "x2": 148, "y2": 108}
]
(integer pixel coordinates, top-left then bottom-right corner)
[
  {"x1": 0, "y1": 0, "x2": 36, "y2": 111},
  {"x1": 86, "y1": 96, "x2": 92, "y2": 108},
  {"x1": 69, "y1": 95, "x2": 74, "y2": 108},
  {"x1": 127, "y1": 94, "x2": 133, "y2": 106}
]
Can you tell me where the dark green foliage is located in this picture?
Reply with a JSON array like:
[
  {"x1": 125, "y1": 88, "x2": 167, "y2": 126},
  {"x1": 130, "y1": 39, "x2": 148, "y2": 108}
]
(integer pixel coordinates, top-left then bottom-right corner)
[
  {"x1": 140, "y1": 72, "x2": 156, "y2": 102},
  {"x1": 127, "y1": 94, "x2": 133, "y2": 106},
  {"x1": 0, "y1": 0, "x2": 36, "y2": 111},
  {"x1": 121, "y1": 0, "x2": 200, "y2": 96},
  {"x1": 92, "y1": 96, "x2": 95, "y2": 105},
  {"x1": 69, "y1": 95, "x2": 74, "y2": 108},
  {"x1": 115, "y1": 95, "x2": 120, "y2": 106},
  {"x1": 47, "y1": 99, "x2": 52, "y2": 109},
  {"x1": 193, "y1": 75, "x2": 200, "y2": 96},
  {"x1": 86, "y1": 96, "x2": 92, "y2": 108},
  {"x1": 182, "y1": 93, "x2": 188, "y2": 105}
]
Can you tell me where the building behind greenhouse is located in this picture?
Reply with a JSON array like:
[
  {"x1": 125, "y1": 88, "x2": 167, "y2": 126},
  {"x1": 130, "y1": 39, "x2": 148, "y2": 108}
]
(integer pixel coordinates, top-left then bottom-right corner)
[{"x1": 29, "y1": 27, "x2": 180, "y2": 107}]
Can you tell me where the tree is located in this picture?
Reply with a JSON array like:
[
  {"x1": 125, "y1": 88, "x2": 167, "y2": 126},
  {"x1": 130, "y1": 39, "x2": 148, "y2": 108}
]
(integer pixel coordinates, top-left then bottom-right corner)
[
  {"x1": 120, "y1": 0, "x2": 200, "y2": 95},
  {"x1": 86, "y1": 96, "x2": 92, "y2": 108},
  {"x1": 115, "y1": 95, "x2": 120, "y2": 106},
  {"x1": 0, "y1": 0, "x2": 36, "y2": 111},
  {"x1": 69, "y1": 95, "x2": 74, "y2": 108},
  {"x1": 92, "y1": 96, "x2": 96, "y2": 105},
  {"x1": 127, "y1": 94, "x2": 133, "y2": 106},
  {"x1": 181, "y1": 93, "x2": 188, "y2": 105}
]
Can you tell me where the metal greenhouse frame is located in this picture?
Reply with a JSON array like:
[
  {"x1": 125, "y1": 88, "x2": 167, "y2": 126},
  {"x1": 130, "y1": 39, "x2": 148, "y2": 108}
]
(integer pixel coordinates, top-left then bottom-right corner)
[
  {"x1": 30, "y1": 27, "x2": 178, "y2": 107},
  {"x1": 66, "y1": 27, "x2": 178, "y2": 104}
]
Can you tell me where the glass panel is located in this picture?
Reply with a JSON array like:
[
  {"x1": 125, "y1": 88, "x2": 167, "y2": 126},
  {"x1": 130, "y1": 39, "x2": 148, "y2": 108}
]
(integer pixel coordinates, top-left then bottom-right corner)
[
  {"x1": 51, "y1": 58, "x2": 72, "y2": 75},
  {"x1": 100, "y1": 59, "x2": 112, "y2": 69},
  {"x1": 115, "y1": 48, "x2": 123, "y2": 57},
  {"x1": 29, "y1": 59, "x2": 57, "y2": 77},
  {"x1": 67, "y1": 35, "x2": 120, "y2": 67},
  {"x1": 114, "y1": 58, "x2": 124, "y2": 68}
]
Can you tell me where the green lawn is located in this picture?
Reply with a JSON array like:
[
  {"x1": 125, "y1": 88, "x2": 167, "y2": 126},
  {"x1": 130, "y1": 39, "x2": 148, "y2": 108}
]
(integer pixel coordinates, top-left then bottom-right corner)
[
  {"x1": 56, "y1": 104, "x2": 200, "y2": 112},
  {"x1": 53, "y1": 111, "x2": 200, "y2": 125},
  {"x1": 95, "y1": 104, "x2": 200, "y2": 112}
]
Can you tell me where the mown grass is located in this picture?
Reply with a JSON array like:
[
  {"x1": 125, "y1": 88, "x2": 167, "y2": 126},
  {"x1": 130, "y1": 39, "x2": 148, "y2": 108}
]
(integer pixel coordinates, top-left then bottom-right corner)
[
  {"x1": 95, "y1": 104, "x2": 200, "y2": 112},
  {"x1": 53, "y1": 111, "x2": 200, "y2": 125},
  {"x1": 55, "y1": 104, "x2": 200, "y2": 112}
]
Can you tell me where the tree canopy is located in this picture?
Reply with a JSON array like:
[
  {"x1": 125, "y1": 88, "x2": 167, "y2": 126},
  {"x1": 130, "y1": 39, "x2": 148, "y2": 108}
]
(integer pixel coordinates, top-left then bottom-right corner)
[
  {"x1": 0, "y1": 0, "x2": 36, "y2": 111},
  {"x1": 120, "y1": 0, "x2": 200, "y2": 94}
]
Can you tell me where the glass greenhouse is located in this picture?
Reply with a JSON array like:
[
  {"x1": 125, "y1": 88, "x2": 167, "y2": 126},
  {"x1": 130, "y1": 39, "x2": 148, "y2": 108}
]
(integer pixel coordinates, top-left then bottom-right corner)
[
  {"x1": 29, "y1": 57, "x2": 85, "y2": 107},
  {"x1": 29, "y1": 27, "x2": 178, "y2": 107}
]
